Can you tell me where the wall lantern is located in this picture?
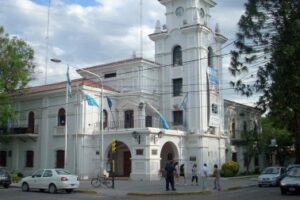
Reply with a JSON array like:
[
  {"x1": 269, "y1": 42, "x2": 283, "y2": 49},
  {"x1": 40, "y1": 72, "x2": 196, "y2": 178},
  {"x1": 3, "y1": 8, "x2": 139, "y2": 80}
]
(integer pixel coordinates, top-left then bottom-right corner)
[
  {"x1": 157, "y1": 131, "x2": 164, "y2": 138},
  {"x1": 138, "y1": 102, "x2": 144, "y2": 110},
  {"x1": 132, "y1": 131, "x2": 141, "y2": 144}
]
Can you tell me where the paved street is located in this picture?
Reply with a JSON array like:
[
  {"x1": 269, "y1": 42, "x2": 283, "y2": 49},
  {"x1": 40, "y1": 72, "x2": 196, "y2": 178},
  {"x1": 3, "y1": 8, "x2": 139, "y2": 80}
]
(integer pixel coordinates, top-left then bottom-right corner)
[{"x1": 1, "y1": 185, "x2": 298, "y2": 200}]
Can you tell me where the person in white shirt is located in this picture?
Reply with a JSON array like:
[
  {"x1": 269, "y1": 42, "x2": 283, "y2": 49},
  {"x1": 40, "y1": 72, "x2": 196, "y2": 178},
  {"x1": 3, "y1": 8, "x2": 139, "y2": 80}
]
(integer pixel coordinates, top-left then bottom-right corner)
[{"x1": 200, "y1": 163, "x2": 208, "y2": 190}]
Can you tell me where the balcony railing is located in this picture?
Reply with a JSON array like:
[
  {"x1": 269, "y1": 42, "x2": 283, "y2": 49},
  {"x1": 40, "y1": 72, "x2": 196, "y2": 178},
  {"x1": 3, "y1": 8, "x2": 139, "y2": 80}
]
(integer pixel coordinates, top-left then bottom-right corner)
[{"x1": 0, "y1": 124, "x2": 38, "y2": 135}]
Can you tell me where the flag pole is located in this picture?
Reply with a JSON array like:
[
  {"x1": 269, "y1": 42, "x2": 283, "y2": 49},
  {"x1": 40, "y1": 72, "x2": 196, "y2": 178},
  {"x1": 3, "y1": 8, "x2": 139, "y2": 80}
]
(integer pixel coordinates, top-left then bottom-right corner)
[{"x1": 65, "y1": 65, "x2": 69, "y2": 169}]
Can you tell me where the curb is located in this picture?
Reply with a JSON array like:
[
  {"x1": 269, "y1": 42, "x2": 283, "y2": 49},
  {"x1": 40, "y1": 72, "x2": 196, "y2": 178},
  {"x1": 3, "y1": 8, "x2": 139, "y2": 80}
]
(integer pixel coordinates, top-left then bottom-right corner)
[
  {"x1": 75, "y1": 189, "x2": 98, "y2": 195},
  {"x1": 128, "y1": 190, "x2": 212, "y2": 196}
]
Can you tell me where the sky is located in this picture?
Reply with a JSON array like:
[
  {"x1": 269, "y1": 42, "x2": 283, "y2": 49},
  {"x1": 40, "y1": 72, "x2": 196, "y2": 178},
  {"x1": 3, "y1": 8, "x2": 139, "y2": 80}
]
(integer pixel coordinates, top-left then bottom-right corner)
[{"x1": 0, "y1": 0, "x2": 260, "y2": 106}]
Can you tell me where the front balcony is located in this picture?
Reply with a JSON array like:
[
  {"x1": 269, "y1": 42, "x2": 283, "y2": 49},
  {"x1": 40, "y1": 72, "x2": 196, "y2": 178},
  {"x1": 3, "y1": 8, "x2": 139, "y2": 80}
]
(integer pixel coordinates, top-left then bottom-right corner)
[
  {"x1": 0, "y1": 124, "x2": 38, "y2": 135},
  {"x1": 0, "y1": 124, "x2": 39, "y2": 142}
]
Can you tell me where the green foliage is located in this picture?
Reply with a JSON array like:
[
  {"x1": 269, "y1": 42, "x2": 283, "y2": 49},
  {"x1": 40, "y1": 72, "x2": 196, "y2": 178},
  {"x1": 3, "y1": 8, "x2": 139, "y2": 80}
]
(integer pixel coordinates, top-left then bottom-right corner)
[
  {"x1": 10, "y1": 170, "x2": 24, "y2": 183},
  {"x1": 221, "y1": 160, "x2": 239, "y2": 177},
  {"x1": 0, "y1": 26, "x2": 35, "y2": 143},
  {"x1": 229, "y1": 0, "x2": 300, "y2": 163},
  {"x1": 261, "y1": 117, "x2": 294, "y2": 165}
]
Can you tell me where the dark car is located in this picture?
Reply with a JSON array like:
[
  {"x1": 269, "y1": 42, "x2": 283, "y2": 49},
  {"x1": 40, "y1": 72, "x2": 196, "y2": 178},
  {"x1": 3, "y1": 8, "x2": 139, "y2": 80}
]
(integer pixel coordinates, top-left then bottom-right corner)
[
  {"x1": 0, "y1": 169, "x2": 12, "y2": 188},
  {"x1": 280, "y1": 167, "x2": 300, "y2": 194}
]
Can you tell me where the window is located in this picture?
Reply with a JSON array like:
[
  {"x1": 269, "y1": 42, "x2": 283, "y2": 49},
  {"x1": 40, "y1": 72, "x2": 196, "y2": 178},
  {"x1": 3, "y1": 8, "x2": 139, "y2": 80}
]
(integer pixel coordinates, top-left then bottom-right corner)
[
  {"x1": 243, "y1": 121, "x2": 247, "y2": 132},
  {"x1": 151, "y1": 149, "x2": 158, "y2": 155},
  {"x1": 173, "y1": 45, "x2": 182, "y2": 66},
  {"x1": 145, "y1": 116, "x2": 152, "y2": 127},
  {"x1": 25, "y1": 150, "x2": 34, "y2": 168},
  {"x1": 232, "y1": 152, "x2": 237, "y2": 162},
  {"x1": 243, "y1": 153, "x2": 248, "y2": 167},
  {"x1": 208, "y1": 47, "x2": 213, "y2": 67},
  {"x1": 173, "y1": 78, "x2": 182, "y2": 96},
  {"x1": 58, "y1": 108, "x2": 66, "y2": 126},
  {"x1": 43, "y1": 170, "x2": 53, "y2": 177},
  {"x1": 56, "y1": 150, "x2": 64, "y2": 168},
  {"x1": 103, "y1": 109, "x2": 108, "y2": 129},
  {"x1": 104, "y1": 72, "x2": 116, "y2": 78},
  {"x1": 189, "y1": 156, "x2": 196, "y2": 161},
  {"x1": 231, "y1": 119, "x2": 236, "y2": 138},
  {"x1": 136, "y1": 149, "x2": 144, "y2": 155},
  {"x1": 124, "y1": 110, "x2": 134, "y2": 128},
  {"x1": 32, "y1": 169, "x2": 43, "y2": 178},
  {"x1": 173, "y1": 110, "x2": 183, "y2": 125},
  {"x1": 0, "y1": 151, "x2": 7, "y2": 167},
  {"x1": 28, "y1": 111, "x2": 35, "y2": 133}
]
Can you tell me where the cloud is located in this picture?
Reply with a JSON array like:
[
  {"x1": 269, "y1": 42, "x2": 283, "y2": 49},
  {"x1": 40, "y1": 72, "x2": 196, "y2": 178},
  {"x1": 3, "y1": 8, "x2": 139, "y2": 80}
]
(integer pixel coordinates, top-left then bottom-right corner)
[{"x1": 0, "y1": 0, "x2": 257, "y2": 104}]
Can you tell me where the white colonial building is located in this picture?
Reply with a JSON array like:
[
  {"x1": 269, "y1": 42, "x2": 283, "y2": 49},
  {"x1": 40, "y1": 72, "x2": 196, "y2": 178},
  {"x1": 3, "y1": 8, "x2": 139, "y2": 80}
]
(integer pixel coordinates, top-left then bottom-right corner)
[{"x1": 0, "y1": 0, "x2": 263, "y2": 180}]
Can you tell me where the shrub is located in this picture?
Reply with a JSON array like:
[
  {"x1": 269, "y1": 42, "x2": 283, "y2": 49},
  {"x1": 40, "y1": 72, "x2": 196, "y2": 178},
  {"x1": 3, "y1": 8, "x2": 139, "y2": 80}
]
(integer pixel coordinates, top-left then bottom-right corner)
[
  {"x1": 221, "y1": 160, "x2": 239, "y2": 177},
  {"x1": 10, "y1": 170, "x2": 24, "y2": 183}
]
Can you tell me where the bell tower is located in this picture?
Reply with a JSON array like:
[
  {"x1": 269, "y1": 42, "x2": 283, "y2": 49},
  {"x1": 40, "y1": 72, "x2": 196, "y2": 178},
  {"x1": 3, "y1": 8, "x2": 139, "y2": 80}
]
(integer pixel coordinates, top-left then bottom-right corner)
[{"x1": 150, "y1": 0, "x2": 227, "y2": 135}]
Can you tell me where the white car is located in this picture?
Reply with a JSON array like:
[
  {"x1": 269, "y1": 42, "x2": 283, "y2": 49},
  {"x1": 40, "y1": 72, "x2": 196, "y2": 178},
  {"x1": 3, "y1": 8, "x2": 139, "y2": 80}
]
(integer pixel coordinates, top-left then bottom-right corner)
[
  {"x1": 258, "y1": 166, "x2": 285, "y2": 187},
  {"x1": 20, "y1": 169, "x2": 80, "y2": 194}
]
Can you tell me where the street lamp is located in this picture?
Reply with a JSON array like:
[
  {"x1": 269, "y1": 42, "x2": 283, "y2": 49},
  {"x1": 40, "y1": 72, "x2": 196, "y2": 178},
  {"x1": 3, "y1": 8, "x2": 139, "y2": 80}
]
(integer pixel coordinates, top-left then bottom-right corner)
[
  {"x1": 50, "y1": 58, "x2": 70, "y2": 169},
  {"x1": 51, "y1": 58, "x2": 104, "y2": 174}
]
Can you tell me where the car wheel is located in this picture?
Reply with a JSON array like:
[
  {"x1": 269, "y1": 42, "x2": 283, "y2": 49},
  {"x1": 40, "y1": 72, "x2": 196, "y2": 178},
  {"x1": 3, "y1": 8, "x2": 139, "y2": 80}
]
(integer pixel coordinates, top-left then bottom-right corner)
[
  {"x1": 258, "y1": 184, "x2": 262, "y2": 187},
  {"x1": 22, "y1": 182, "x2": 30, "y2": 192},
  {"x1": 65, "y1": 189, "x2": 73, "y2": 193},
  {"x1": 49, "y1": 184, "x2": 57, "y2": 194},
  {"x1": 281, "y1": 188, "x2": 287, "y2": 195},
  {"x1": 3, "y1": 184, "x2": 9, "y2": 188}
]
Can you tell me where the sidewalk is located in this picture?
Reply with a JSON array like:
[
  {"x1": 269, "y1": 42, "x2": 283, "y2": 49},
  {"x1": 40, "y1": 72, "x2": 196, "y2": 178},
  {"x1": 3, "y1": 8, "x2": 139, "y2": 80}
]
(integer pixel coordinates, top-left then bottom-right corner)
[{"x1": 77, "y1": 176, "x2": 258, "y2": 196}]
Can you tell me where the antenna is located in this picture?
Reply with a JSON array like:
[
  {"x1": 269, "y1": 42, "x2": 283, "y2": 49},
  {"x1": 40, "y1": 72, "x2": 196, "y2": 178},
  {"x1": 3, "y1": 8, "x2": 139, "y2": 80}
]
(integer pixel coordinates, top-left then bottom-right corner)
[
  {"x1": 139, "y1": 0, "x2": 143, "y2": 58},
  {"x1": 45, "y1": 0, "x2": 51, "y2": 84}
]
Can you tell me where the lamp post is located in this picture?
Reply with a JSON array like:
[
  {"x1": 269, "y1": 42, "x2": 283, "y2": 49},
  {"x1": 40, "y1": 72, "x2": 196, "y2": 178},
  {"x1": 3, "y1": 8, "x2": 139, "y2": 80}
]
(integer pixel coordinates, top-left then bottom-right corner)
[
  {"x1": 50, "y1": 58, "x2": 69, "y2": 169},
  {"x1": 51, "y1": 58, "x2": 104, "y2": 174}
]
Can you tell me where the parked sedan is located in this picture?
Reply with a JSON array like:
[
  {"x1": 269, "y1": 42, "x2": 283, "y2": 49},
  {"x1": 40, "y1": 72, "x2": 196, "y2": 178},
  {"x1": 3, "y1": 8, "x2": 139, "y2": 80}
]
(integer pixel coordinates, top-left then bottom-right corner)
[
  {"x1": 0, "y1": 168, "x2": 12, "y2": 188},
  {"x1": 20, "y1": 169, "x2": 80, "y2": 194},
  {"x1": 280, "y1": 167, "x2": 300, "y2": 194},
  {"x1": 258, "y1": 166, "x2": 285, "y2": 187}
]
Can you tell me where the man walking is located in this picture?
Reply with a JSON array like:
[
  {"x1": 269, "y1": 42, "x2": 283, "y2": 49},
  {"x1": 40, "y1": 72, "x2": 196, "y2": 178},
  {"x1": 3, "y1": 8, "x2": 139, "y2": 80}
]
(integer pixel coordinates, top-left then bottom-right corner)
[
  {"x1": 200, "y1": 163, "x2": 208, "y2": 190},
  {"x1": 164, "y1": 160, "x2": 176, "y2": 191},
  {"x1": 212, "y1": 164, "x2": 221, "y2": 191}
]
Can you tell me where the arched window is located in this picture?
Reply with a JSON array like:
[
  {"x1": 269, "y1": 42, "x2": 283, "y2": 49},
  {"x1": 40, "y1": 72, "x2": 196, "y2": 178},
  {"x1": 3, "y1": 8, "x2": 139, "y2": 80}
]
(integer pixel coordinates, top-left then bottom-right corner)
[
  {"x1": 173, "y1": 45, "x2": 182, "y2": 66},
  {"x1": 28, "y1": 111, "x2": 35, "y2": 133},
  {"x1": 103, "y1": 109, "x2": 108, "y2": 129},
  {"x1": 58, "y1": 108, "x2": 66, "y2": 126},
  {"x1": 208, "y1": 46, "x2": 213, "y2": 67}
]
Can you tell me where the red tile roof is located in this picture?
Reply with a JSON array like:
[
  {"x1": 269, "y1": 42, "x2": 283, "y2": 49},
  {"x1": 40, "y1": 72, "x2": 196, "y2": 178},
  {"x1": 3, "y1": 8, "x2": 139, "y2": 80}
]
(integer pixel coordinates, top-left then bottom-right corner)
[{"x1": 15, "y1": 78, "x2": 117, "y2": 96}]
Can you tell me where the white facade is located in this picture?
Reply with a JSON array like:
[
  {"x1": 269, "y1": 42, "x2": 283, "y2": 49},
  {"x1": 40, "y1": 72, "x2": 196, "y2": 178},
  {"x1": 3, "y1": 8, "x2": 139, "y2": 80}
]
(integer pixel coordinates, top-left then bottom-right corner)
[{"x1": 0, "y1": 0, "x2": 263, "y2": 180}]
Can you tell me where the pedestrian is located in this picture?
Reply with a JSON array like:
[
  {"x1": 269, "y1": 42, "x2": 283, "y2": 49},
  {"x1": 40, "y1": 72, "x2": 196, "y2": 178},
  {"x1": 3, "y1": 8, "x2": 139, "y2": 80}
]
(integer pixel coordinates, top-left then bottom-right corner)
[
  {"x1": 179, "y1": 163, "x2": 186, "y2": 185},
  {"x1": 200, "y1": 163, "x2": 208, "y2": 190},
  {"x1": 212, "y1": 164, "x2": 221, "y2": 191},
  {"x1": 174, "y1": 161, "x2": 179, "y2": 184},
  {"x1": 164, "y1": 160, "x2": 176, "y2": 191},
  {"x1": 191, "y1": 164, "x2": 198, "y2": 185}
]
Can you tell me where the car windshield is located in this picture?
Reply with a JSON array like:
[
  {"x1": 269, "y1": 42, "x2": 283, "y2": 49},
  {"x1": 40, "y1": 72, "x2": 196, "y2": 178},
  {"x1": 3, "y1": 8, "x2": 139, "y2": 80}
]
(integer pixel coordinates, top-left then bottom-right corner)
[
  {"x1": 262, "y1": 167, "x2": 280, "y2": 174},
  {"x1": 55, "y1": 169, "x2": 71, "y2": 175},
  {"x1": 287, "y1": 168, "x2": 300, "y2": 177}
]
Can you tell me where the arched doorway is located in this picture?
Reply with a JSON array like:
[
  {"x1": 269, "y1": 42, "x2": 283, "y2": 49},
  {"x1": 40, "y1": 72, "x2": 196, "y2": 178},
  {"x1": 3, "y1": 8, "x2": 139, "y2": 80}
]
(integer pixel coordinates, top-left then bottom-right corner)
[
  {"x1": 160, "y1": 142, "x2": 179, "y2": 171},
  {"x1": 106, "y1": 141, "x2": 132, "y2": 177}
]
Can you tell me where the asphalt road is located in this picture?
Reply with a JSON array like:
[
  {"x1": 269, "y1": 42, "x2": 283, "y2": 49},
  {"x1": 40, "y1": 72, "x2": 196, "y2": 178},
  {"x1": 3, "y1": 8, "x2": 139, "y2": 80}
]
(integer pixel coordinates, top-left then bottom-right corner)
[{"x1": 0, "y1": 186, "x2": 298, "y2": 200}]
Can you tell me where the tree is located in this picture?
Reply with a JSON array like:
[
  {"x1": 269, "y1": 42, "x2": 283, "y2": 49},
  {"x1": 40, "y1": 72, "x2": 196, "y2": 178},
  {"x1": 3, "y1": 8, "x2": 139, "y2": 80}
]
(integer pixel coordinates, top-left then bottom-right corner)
[
  {"x1": 241, "y1": 129, "x2": 260, "y2": 173},
  {"x1": 0, "y1": 26, "x2": 35, "y2": 137},
  {"x1": 261, "y1": 117, "x2": 294, "y2": 166},
  {"x1": 229, "y1": 0, "x2": 300, "y2": 163}
]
